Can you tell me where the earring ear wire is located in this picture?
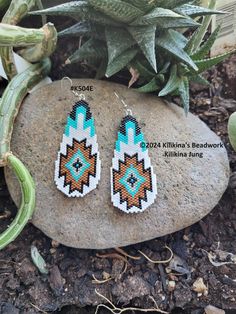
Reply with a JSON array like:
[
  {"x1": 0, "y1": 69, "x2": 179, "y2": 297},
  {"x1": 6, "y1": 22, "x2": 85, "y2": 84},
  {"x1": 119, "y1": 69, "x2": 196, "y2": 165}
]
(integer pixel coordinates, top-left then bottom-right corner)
[
  {"x1": 114, "y1": 91, "x2": 133, "y2": 116},
  {"x1": 61, "y1": 76, "x2": 85, "y2": 100}
]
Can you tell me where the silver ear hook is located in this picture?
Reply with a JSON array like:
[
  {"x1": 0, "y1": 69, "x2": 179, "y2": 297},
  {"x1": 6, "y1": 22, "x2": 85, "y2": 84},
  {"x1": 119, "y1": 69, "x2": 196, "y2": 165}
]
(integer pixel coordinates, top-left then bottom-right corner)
[
  {"x1": 114, "y1": 91, "x2": 133, "y2": 116},
  {"x1": 61, "y1": 76, "x2": 86, "y2": 100}
]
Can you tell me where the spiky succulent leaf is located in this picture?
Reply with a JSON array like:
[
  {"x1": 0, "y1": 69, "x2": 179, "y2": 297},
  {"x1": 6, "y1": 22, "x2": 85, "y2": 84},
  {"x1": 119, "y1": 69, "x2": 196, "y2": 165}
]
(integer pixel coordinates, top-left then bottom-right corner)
[
  {"x1": 191, "y1": 25, "x2": 221, "y2": 60},
  {"x1": 30, "y1": 2, "x2": 121, "y2": 26},
  {"x1": 159, "y1": 65, "x2": 181, "y2": 96},
  {"x1": 156, "y1": 0, "x2": 193, "y2": 9},
  {"x1": 186, "y1": 0, "x2": 216, "y2": 54},
  {"x1": 66, "y1": 38, "x2": 107, "y2": 64},
  {"x1": 136, "y1": 77, "x2": 160, "y2": 92},
  {"x1": 156, "y1": 30, "x2": 198, "y2": 71},
  {"x1": 156, "y1": 17, "x2": 200, "y2": 28},
  {"x1": 105, "y1": 27, "x2": 135, "y2": 64},
  {"x1": 128, "y1": 25, "x2": 157, "y2": 71},
  {"x1": 130, "y1": 59, "x2": 156, "y2": 80},
  {"x1": 59, "y1": 22, "x2": 105, "y2": 40},
  {"x1": 189, "y1": 74, "x2": 210, "y2": 85},
  {"x1": 87, "y1": 0, "x2": 143, "y2": 23},
  {"x1": 178, "y1": 76, "x2": 190, "y2": 115},
  {"x1": 194, "y1": 50, "x2": 236, "y2": 74},
  {"x1": 174, "y1": 4, "x2": 224, "y2": 17},
  {"x1": 131, "y1": 7, "x2": 183, "y2": 25},
  {"x1": 105, "y1": 47, "x2": 138, "y2": 77},
  {"x1": 123, "y1": 0, "x2": 155, "y2": 12}
]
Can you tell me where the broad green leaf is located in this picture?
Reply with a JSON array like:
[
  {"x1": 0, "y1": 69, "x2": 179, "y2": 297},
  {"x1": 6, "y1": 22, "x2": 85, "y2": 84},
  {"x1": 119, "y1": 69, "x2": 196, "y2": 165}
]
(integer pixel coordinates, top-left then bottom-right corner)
[
  {"x1": 105, "y1": 27, "x2": 135, "y2": 64},
  {"x1": 131, "y1": 7, "x2": 183, "y2": 25},
  {"x1": 105, "y1": 47, "x2": 138, "y2": 77},
  {"x1": 87, "y1": 0, "x2": 143, "y2": 23},
  {"x1": 174, "y1": 4, "x2": 224, "y2": 17},
  {"x1": 136, "y1": 77, "x2": 160, "y2": 92},
  {"x1": 30, "y1": 2, "x2": 121, "y2": 26},
  {"x1": 178, "y1": 77, "x2": 190, "y2": 115},
  {"x1": 185, "y1": 0, "x2": 216, "y2": 54},
  {"x1": 189, "y1": 74, "x2": 210, "y2": 85},
  {"x1": 156, "y1": 29, "x2": 198, "y2": 71},
  {"x1": 67, "y1": 38, "x2": 107, "y2": 64},
  {"x1": 155, "y1": 0, "x2": 193, "y2": 9},
  {"x1": 194, "y1": 50, "x2": 236, "y2": 74},
  {"x1": 159, "y1": 65, "x2": 181, "y2": 96},
  {"x1": 128, "y1": 25, "x2": 157, "y2": 71},
  {"x1": 191, "y1": 25, "x2": 221, "y2": 60}
]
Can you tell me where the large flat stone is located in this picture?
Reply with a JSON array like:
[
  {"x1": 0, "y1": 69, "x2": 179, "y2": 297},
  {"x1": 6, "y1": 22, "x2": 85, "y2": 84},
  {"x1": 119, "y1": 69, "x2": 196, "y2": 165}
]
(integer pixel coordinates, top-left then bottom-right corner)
[{"x1": 4, "y1": 79, "x2": 230, "y2": 249}]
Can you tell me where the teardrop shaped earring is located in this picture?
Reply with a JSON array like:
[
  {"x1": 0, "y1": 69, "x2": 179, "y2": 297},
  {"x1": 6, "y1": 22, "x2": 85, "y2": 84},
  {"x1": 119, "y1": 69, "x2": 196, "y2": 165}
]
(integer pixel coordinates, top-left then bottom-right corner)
[
  {"x1": 111, "y1": 92, "x2": 157, "y2": 213},
  {"x1": 54, "y1": 77, "x2": 101, "y2": 197}
]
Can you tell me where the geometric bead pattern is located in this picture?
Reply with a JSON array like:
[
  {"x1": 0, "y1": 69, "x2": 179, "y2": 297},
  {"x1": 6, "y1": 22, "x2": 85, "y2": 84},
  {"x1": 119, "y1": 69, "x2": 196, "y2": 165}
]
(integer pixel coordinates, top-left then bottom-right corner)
[
  {"x1": 111, "y1": 115, "x2": 157, "y2": 213},
  {"x1": 55, "y1": 101, "x2": 101, "y2": 197}
]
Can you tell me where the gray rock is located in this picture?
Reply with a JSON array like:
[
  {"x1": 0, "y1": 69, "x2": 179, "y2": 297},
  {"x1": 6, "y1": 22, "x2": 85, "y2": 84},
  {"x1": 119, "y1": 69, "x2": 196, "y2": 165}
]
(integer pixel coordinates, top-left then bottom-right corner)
[{"x1": 4, "y1": 79, "x2": 229, "y2": 249}]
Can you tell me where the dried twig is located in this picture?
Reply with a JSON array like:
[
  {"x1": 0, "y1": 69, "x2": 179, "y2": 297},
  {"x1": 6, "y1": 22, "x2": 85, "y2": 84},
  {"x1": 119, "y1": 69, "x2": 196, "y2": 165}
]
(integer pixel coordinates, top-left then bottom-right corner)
[
  {"x1": 115, "y1": 247, "x2": 141, "y2": 260},
  {"x1": 138, "y1": 246, "x2": 173, "y2": 264},
  {"x1": 95, "y1": 289, "x2": 169, "y2": 314},
  {"x1": 92, "y1": 274, "x2": 112, "y2": 284}
]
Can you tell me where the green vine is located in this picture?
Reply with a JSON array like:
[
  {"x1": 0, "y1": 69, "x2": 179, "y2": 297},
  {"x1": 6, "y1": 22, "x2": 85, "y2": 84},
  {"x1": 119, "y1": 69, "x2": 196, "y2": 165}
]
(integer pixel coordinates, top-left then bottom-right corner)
[{"x1": 0, "y1": 0, "x2": 55, "y2": 250}]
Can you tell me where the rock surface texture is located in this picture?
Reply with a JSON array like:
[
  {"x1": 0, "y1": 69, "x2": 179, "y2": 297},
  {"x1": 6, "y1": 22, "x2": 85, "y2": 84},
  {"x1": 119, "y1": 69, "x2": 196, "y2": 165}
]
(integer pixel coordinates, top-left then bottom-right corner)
[{"x1": 5, "y1": 79, "x2": 230, "y2": 249}]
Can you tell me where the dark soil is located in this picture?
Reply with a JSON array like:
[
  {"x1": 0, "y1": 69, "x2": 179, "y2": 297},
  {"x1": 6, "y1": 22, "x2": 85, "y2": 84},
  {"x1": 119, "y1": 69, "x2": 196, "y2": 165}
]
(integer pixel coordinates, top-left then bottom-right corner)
[{"x1": 0, "y1": 16, "x2": 236, "y2": 314}]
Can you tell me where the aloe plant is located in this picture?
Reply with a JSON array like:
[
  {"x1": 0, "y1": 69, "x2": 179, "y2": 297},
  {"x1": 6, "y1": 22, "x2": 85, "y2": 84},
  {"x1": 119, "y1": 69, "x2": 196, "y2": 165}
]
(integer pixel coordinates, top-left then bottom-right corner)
[{"x1": 30, "y1": 0, "x2": 235, "y2": 114}]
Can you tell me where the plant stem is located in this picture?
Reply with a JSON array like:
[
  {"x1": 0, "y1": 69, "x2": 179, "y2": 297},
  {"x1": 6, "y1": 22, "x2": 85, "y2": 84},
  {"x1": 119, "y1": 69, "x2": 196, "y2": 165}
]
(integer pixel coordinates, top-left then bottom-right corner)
[
  {"x1": 0, "y1": 23, "x2": 45, "y2": 47},
  {"x1": 0, "y1": 153, "x2": 35, "y2": 250},
  {"x1": 0, "y1": 58, "x2": 51, "y2": 166},
  {"x1": 19, "y1": 22, "x2": 57, "y2": 63},
  {"x1": 0, "y1": 0, "x2": 37, "y2": 79}
]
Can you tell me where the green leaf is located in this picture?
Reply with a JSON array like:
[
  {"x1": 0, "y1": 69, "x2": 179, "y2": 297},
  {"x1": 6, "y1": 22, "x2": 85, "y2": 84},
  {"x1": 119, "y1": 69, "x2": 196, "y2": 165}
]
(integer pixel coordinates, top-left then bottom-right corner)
[
  {"x1": 155, "y1": 0, "x2": 193, "y2": 9},
  {"x1": 67, "y1": 38, "x2": 107, "y2": 64},
  {"x1": 156, "y1": 29, "x2": 198, "y2": 71},
  {"x1": 128, "y1": 25, "x2": 157, "y2": 71},
  {"x1": 96, "y1": 57, "x2": 108, "y2": 79},
  {"x1": 30, "y1": 1, "x2": 121, "y2": 26},
  {"x1": 131, "y1": 7, "x2": 183, "y2": 25},
  {"x1": 31, "y1": 245, "x2": 48, "y2": 275},
  {"x1": 189, "y1": 74, "x2": 210, "y2": 85},
  {"x1": 178, "y1": 76, "x2": 190, "y2": 115},
  {"x1": 159, "y1": 64, "x2": 181, "y2": 96},
  {"x1": 105, "y1": 27, "x2": 135, "y2": 64},
  {"x1": 194, "y1": 50, "x2": 236, "y2": 74},
  {"x1": 174, "y1": 4, "x2": 224, "y2": 17},
  {"x1": 136, "y1": 77, "x2": 160, "y2": 92},
  {"x1": 191, "y1": 25, "x2": 221, "y2": 60},
  {"x1": 156, "y1": 17, "x2": 200, "y2": 28},
  {"x1": 185, "y1": 0, "x2": 216, "y2": 54},
  {"x1": 105, "y1": 47, "x2": 138, "y2": 77},
  {"x1": 59, "y1": 22, "x2": 105, "y2": 40},
  {"x1": 130, "y1": 59, "x2": 156, "y2": 80},
  {"x1": 170, "y1": 30, "x2": 188, "y2": 49},
  {"x1": 123, "y1": 0, "x2": 155, "y2": 12},
  {"x1": 87, "y1": 0, "x2": 143, "y2": 23}
]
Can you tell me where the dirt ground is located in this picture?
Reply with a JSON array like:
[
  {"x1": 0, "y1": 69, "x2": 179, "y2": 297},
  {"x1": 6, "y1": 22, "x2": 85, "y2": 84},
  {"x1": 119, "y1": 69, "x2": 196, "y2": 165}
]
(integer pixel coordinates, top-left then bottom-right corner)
[{"x1": 0, "y1": 16, "x2": 236, "y2": 314}]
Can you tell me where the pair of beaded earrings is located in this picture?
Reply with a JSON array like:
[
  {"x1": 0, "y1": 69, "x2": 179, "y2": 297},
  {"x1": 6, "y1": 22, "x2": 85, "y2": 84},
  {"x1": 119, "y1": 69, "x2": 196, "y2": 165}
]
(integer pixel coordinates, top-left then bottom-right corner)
[{"x1": 54, "y1": 78, "x2": 157, "y2": 214}]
